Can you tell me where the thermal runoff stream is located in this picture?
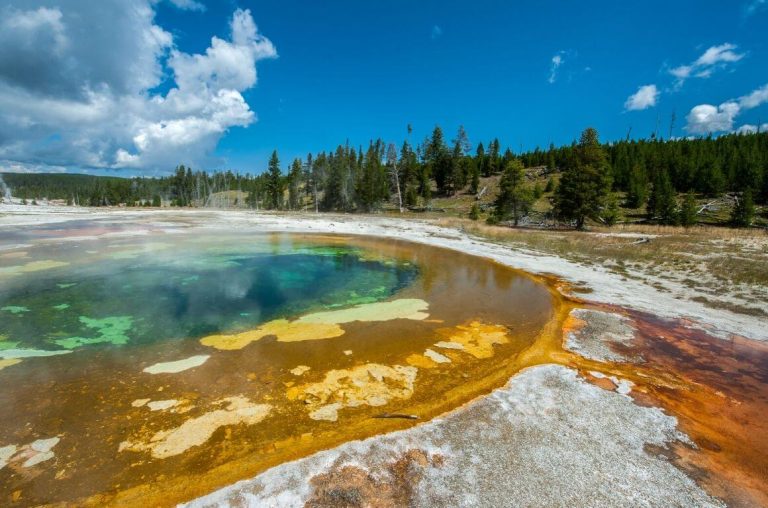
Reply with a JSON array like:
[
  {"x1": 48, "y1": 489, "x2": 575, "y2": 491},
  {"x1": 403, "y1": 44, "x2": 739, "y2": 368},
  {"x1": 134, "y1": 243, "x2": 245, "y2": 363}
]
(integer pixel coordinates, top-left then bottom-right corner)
[{"x1": 0, "y1": 220, "x2": 562, "y2": 506}]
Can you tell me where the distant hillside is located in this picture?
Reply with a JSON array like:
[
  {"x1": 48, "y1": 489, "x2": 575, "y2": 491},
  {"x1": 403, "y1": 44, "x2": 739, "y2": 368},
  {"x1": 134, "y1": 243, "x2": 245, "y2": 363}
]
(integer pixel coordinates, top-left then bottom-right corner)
[{"x1": 1, "y1": 173, "x2": 130, "y2": 202}]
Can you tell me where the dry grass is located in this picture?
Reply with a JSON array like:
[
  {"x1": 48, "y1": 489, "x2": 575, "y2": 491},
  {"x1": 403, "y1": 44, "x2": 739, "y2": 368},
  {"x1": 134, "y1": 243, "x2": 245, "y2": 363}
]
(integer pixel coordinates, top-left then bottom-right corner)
[{"x1": 604, "y1": 222, "x2": 767, "y2": 239}]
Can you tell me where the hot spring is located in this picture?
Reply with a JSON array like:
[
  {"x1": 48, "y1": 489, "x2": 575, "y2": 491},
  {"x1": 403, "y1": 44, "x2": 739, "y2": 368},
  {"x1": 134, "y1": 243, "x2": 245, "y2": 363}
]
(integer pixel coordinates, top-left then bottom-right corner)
[{"x1": 0, "y1": 220, "x2": 563, "y2": 506}]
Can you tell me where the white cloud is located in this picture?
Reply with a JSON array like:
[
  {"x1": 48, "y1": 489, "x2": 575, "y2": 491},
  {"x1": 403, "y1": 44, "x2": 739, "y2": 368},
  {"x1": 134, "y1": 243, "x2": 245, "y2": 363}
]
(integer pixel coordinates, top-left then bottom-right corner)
[
  {"x1": 624, "y1": 84, "x2": 659, "y2": 111},
  {"x1": 670, "y1": 43, "x2": 745, "y2": 87},
  {"x1": 669, "y1": 65, "x2": 691, "y2": 80},
  {"x1": 694, "y1": 43, "x2": 744, "y2": 66},
  {"x1": 548, "y1": 52, "x2": 564, "y2": 84},
  {"x1": 685, "y1": 103, "x2": 741, "y2": 134},
  {"x1": 167, "y1": 0, "x2": 206, "y2": 11},
  {"x1": 0, "y1": 2, "x2": 276, "y2": 173},
  {"x1": 736, "y1": 123, "x2": 768, "y2": 134},
  {"x1": 738, "y1": 83, "x2": 768, "y2": 109},
  {"x1": 0, "y1": 160, "x2": 68, "y2": 174},
  {"x1": 684, "y1": 82, "x2": 768, "y2": 134},
  {"x1": 431, "y1": 25, "x2": 442, "y2": 39},
  {"x1": 2, "y1": 6, "x2": 67, "y2": 51},
  {"x1": 169, "y1": 12, "x2": 275, "y2": 93}
]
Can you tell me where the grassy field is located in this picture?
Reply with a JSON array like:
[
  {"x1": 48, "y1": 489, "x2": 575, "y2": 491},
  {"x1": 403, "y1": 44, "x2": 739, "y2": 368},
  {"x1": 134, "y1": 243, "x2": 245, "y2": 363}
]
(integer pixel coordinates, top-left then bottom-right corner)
[{"x1": 423, "y1": 172, "x2": 767, "y2": 227}]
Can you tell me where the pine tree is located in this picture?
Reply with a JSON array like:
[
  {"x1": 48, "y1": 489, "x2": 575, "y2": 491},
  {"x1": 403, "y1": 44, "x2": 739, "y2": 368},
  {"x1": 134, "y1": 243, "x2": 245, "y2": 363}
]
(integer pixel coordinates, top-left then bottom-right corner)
[
  {"x1": 502, "y1": 148, "x2": 515, "y2": 170},
  {"x1": 449, "y1": 140, "x2": 467, "y2": 194},
  {"x1": 475, "y1": 142, "x2": 488, "y2": 179},
  {"x1": 322, "y1": 151, "x2": 344, "y2": 211},
  {"x1": 698, "y1": 160, "x2": 725, "y2": 197},
  {"x1": 470, "y1": 164, "x2": 480, "y2": 195},
  {"x1": 731, "y1": 188, "x2": 755, "y2": 227},
  {"x1": 679, "y1": 192, "x2": 698, "y2": 228},
  {"x1": 469, "y1": 203, "x2": 480, "y2": 220},
  {"x1": 287, "y1": 158, "x2": 302, "y2": 210},
  {"x1": 625, "y1": 162, "x2": 648, "y2": 208},
  {"x1": 426, "y1": 126, "x2": 451, "y2": 194},
  {"x1": 487, "y1": 138, "x2": 501, "y2": 176},
  {"x1": 494, "y1": 159, "x2": 532, "y2": 226},
  {"x1": 265, "y1": 150, "x2": 283, "y2": 210},
  {"x1": 547, "y1": 150, "x2": 557, "y2": 173},
  {"x1": 453, "y1": 125, "x2": 472, "y2": 155},
  {"x1": 554, "y1": 128, "x2": 612, "y2": 229},
  {"x1": 356, "y1": 142, "x2": 387, "y2": 212},
  {"x1": 603, "y1": 193, "x2": 620, "y2": 226},
  {"x1": 648, "y1": 170, "x2": 677, "y2": 224},
  {"x1": 761, "y1": 159, "x2": 768, "y2": 205}
]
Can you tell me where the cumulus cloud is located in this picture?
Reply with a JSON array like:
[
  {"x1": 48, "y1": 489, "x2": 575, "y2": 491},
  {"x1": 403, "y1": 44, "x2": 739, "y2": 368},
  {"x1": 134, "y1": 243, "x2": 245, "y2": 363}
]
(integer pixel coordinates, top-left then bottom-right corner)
[
  {"x1": 624, "y1": 84, "x2": 659, "y2": 111},
  {"x1": 685, "y1": 103, "x2": 741, "y2": 134},
  {"x1": 0, "y1": 1, "x2": 276, "y2": 173},
  {"x1": 684, "y1": 82, "x2": 768, "y2": 134},
  {"x1": 669, "y1": 43, "x2": 745, "y2": 87},
  {"x1": 736, "y1": 123, "x2": 768, "y2": 134}
]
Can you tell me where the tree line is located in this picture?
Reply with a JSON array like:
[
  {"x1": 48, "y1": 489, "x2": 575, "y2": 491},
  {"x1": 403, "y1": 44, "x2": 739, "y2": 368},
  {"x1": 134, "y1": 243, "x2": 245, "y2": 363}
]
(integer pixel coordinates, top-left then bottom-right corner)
[{"x1": 3, "y1": 127, "x2": 765, "y2": 228}]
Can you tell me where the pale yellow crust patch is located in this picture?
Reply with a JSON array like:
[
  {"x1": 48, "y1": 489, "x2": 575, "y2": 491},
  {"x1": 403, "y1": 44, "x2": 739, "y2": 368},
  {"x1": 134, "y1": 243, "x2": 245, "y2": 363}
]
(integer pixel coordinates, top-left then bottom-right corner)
[
  {"x1": 406, "y1": 353, "x2": 438, "y2": 369},
  {"x1": 119, "y1": 396, "x2": 272, "y2": 459},
  {"x1": 0, "y1": 358, "x2": 21, "y2": 371},
  {"x1": 200, "y1": 299, "x2": 429, "y2": 350},
  {"x1": 201, "y1": 320, "x2": 344, "y2": 350},
  {"x1": 290, "y1": 365, "x2": 311, "y2": 376},
  {"x1": 287, "y1": 363, "x2": 418, "y2": 421},
  {"x1": 437, "y1": 321, "x2": 510, "y2": 359},
  {"x1": 297, "y1": 299, "x2": 429, "y2": 325}
]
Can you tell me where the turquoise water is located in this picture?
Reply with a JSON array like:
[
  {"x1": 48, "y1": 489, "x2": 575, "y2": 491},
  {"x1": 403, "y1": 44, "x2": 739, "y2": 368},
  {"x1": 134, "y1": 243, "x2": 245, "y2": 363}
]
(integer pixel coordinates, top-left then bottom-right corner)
[{"x1": 0, "y1": 238, "x2": 418, "y2": 353}]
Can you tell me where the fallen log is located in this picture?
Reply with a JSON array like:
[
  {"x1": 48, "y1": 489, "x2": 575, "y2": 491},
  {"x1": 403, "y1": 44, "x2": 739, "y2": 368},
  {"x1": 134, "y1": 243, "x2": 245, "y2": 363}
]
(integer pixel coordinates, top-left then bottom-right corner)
[{"x1": 373, "y1": 412, "x2": 419, "y2": 420}]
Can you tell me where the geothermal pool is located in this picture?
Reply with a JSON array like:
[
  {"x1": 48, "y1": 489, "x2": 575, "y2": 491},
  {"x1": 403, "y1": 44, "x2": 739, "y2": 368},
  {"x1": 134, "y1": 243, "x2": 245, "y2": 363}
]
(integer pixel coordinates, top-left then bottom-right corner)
[{"x1": 0, "y1": 222, "x2": 561, "y2": 506}]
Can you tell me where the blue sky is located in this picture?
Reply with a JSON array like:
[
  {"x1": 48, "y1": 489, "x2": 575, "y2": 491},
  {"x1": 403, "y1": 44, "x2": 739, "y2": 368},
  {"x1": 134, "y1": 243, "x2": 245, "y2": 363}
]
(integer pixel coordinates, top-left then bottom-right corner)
[{"x1": 0, "y1": 0, "x2": 766, "y2": 175}]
